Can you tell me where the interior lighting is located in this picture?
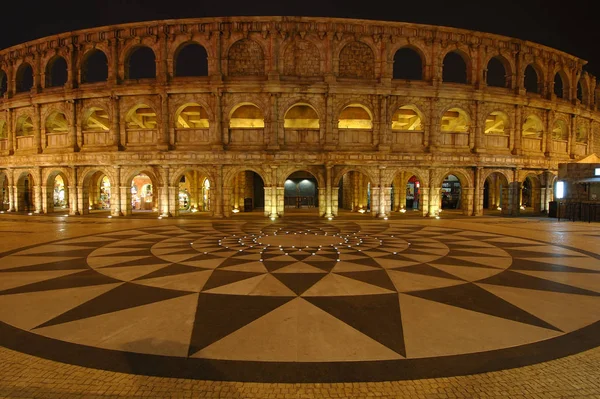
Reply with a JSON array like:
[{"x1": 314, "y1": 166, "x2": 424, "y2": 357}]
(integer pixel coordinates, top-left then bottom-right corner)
[
  {"x1": 497, "y1": 207, "x2": 502, "y2": 211},
  {"x1": 328, "y1": 217, "x2": 333, "y2": 220},
  {"x1": 556, "y1": 181, "x2": 565, "y2": 199},
  {"x1": 232, "y1": 208, "x2": 240, "y2": 213},
  {"x1": 358, "y1": 209, "x2": 366, "y2": 213},
  {"x1": 400, "y1": 209, "x2": 406, "y2": 213},
  {"x1": 191, "y1": 208, "x2": 198, "y2": 213},
  {"x1": 28, "y1": 212, "x2": 33, "y2": 216}
]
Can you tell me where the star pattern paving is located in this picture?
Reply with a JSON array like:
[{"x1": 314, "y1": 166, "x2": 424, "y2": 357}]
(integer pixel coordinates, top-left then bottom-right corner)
[{"x1": 0, "y1": 220, "x2": 599, "y2": 382}]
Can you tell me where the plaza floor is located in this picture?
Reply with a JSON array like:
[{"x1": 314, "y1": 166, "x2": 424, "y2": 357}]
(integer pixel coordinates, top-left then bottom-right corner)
[{"x1": 0, "y1": 212, "x2": 599, "y2": 398}]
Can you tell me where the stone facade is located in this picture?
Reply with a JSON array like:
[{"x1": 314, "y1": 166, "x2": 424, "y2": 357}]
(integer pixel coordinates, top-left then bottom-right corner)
[{"x1": 0, "y1": 16, "x2": 599, "y2": 219}]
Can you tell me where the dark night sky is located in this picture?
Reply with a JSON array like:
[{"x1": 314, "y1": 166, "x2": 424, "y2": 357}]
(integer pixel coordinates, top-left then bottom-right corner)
[{"x1": 1, "y1": 0, "x2": 599, "y2": 77}]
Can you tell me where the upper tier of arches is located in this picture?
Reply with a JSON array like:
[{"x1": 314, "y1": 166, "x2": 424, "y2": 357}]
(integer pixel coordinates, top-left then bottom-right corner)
[{"x1": 0, "y1": 17, "x2": 597, "y2": 108}]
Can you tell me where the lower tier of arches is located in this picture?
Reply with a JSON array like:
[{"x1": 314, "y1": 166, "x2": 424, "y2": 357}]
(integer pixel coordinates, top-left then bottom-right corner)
[{"x1": 0, "y1": 164, "x2": 557, "y2": 219}]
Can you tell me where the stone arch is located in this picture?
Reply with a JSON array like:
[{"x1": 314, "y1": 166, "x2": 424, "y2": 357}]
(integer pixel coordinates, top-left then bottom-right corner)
[
  {"x1": 278, "y1": 165, "x2": 326, "y2": 189},
  {"x1": 125, "y1": 46, "x2": 157, "y2": 80},
  {"x1": 483, "y1": 111, "x2": 510, "y2": 135},
  {"x1": 281, "y1": 39, "x2": 321, "y2": 77},
  {"x1": 0, "y1": 170, "x2": 9, "y2": 212},
  {"x1": 44, "y1": 110, "x2": 70, "y2": 134},
  {"x1": 338, "y1": 41, "x2": 375, "y2": 79},
  {"x1": 524, "y1": 63, "x2": 544, "y2": 94},
  {"x1": 15, "y1": 170, "x2": 36, "y2": 212},
  {"x1": 44, "y1": 168, "x2": 71, "y2": 213},
  {"x1": 79, "y1": 167, "x2": 116, "y2": 215},
  {"x1": 482, "y1": 170, "x2": 511, "y2": 214},
  {"x1": 174, "y1": 103, "x2": 210, "y2": 128},
  {"x1": 280, "y1": 168, "x2": 324, "y2": 215},
  {"x1": 15, "y1": 62, "x2": 34, "y2": 93},
  {"x1": 45, "y1": 55, "x2": 68, "y2": 88},
  {"x1": 441, "y1": 49, "x2": 470, "y2": 84},
  {"x1": 577, "y1": 75, "x2": 590, "y2": 104},
  {"x1": 520, "y1": 172, "x2": 542, "y2": 213},
  {"x1": 552, "y1": 118, "x2": 569, "y2": 140},
  {"x1": 440, "y1": 106, "x2": 471, "y2": 133},
  {"x1": 434, "y1": 168, "x2": 473, "y2": 189},
  {"x1": 337, "y1": 103, "x2": 374, "y2": 129},
  {"x1": 576, "y1": 121, "x2": 589, "y2": 143},
  {"x1": 334, "y1": 166, "x2": 378, "y2": 215},
  {"x1": 82, "y1": 106, "x2": 111, "y2": 132},
  {"x1": 227, "y1": 39, "x2": 265, "y2": 76},
  {"x1": 223, "y1": 165, "x2": 270, "y2": 188},
  {"x1": 332, "y1": 166, "x2": 377, "y2": 188},
  {"x1": 391, "y1": 104, "x2": 424, "y2": 131},
  {"x1": 553, "y1": 69, "x2": 571, "y2": 99},
  {"x1": 80, "y1": 49, "x2": 108, "y2": 83},
  {"x1": 392, "y1": 45, "x2": 424, "y2": 80},
  {"x1": 435, "y1": 168, "x2": 474, "y2": 216},
  {"x1": 228, "y1": 102, "x2": 265, "y2": 128},
  {"x1": 0, "y1": 68, "x2": 7, "y2": 97},
  {"x1": 125, "y1": 103, "x2": 158, "y2": 130},
  {"x1": 170, "y1": 166, "x2": 217, "y2": 216},
  {"x1": 522, "y1": 114, "x2": 544, "y2": 138},
  {"x1": 15, "y1": 114, "x2": 34, "y2": 136},
  {"x1": 481, "y1": 169, "x2": 513, "y2": 185},
  {"x1": 173, "y1": 41, "x2": 209, "y2": 77},
  {"x1": 485, "y1": 55, "x2": 510, "y2": 88},
  {"x1": 121, "y1": 167, "x2": 162, "y2": 215},
  {"x1": 284, "y1": 103, "x2": 321, "y2": 129}
]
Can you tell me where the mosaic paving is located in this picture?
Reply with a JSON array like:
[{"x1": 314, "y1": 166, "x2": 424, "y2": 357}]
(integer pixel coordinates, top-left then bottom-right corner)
[{"x1": 0, "y1": 220, "x2": 599, "y2": 383}]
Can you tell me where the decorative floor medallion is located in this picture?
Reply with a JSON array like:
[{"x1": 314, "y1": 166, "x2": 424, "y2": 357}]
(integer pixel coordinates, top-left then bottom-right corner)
[{"x1": 0, "y1": 220, "x2": 599, "y2": 382}]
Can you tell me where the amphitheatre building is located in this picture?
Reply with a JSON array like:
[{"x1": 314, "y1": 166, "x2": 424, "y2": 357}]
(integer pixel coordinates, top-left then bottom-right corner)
[{"x1": 0, "y1": 16, "x2": 599, "y2": 219}]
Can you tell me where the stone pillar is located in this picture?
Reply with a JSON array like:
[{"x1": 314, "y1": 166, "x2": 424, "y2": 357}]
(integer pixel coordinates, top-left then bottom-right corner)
[
  {"x1": 11, "y1": 184, "x2": 17, "y2": 212},
  {"x1": 352, "y1": 172, "x2": 359, "y2": 210},
  {"x1": 398, "y1": 174, "x2": 407, "y2": 211},
  {"x1": 428, "y1": 187, "x2": 441, "y2": 217},
  {"x1": 69, "y1": 166, "x2": 79, "y2": 215},
  {"x1": 332, "y1": 187, "x2": 339, "y2": 216},
  {"x1": 377, "y1": 167, "x2": 387, "y2": 218},
  {"x1": 508, "y1": 168, "x2": 520, "y2": 216},
  {"x1": 113, "y1": 166, "x2": 123, "y2": 217},
  {"x1": 233, "y1": 173, "x2": 240, "y2": 210},
  {"x1": 169, "y1": 185, "x2": 178, "y2": 216},
  {"x1": 358, "y1": 173, "x2": 365, "y2": 209},
  {"x1": 6, "y1": 109, "x2": 14, "y2": 155},
  {"x1": 569, "y1": 114, "x2": 577, "y2": 158},
  {"x1": 474, "y1": 167, "x2": 483, "y2": 216},
  {"x1": 111, "y1": 95, "x2": 120, "y2": 148},
  {"x1": 213, "y1": 91, "x2": 224, "y2": 149},
  {"x1": 472, "y1": 100, "x2": 482, "y2": 152},
  {"x1": 420, "y1": 186, "x2": 429, "y2": 217},
  {"x1": 370, "y1": 186, "x2": 380, "y2": 217},
  {"x1": 33, "y1": 168, "x2": 43, "y2": 213},
  {"x1": 161, "y1": 166, "x2": 170, "y2": 216},
  {"x1": 512, "y1": 105, "x2": 522, "y2": 155},
  {"x1": 463, "y1": 187, "x2": 474, "y2": 216},
  {"x1": 268, "y1": 93, "x2": 279, "y2": 150},
  {"x1": 158, "y1": 93, "x2": 169, "y2": 151},
  {"x1": 41, "y1": 185, "x2": 50, "y2": 214},
  {"x1": 69, "y1": 99, "x2": 77, "y2": 150},
  {"x1": 214, "y1": 166, "x2": 224, "y2": 218},
  {"x1": 34, "y1": 104, "x2": 42, "y2": 153},
  {"x1": 270, "y1": 166, "x2": 278, "y2": 218},
  {"x1": 325, "y1": 164, "x2": 333, "y2": 218}
]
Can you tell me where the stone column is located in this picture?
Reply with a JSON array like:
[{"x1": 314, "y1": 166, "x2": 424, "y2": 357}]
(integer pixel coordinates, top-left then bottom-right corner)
[
  {"x1": 332, "y1": 187, "x2": 339, "y2": 216},
  {"x1": 420, "y1": 186, "x2": 429, "y2": 217},
  {"x1": 270, "y1": 166, "x2": 278, "y2": 218},
  {"x1": 398, "y1": 174, "x2": 407, "y2": 211},
  {"x1": 321, "y1": 164, "x2": 332, "y2": 218},
  {"x1": 474, "y1": 167, "x2": 483, "y2": 216},
  {"x1": 113, "y1": 165, "x2": 123, "y2": 217},
  {"x1": 358, "y1": 173, "x2": 365, "y2": 209},
  {"x1": 268, "y1": 93, "x2": 279, "y2": 150},
  {"x1": 69, "y1": 99, "x2": 77, "y2": 150},
  {"x1": 512, "y1": 105, "x2": 522, "y2": 155},
  {"x1": 544, "y1": 110, "x2": 554, "y2": 156},
  {"x1": 34, "y1": 104, "x2": 42, "y2": 153},
  {"x1": 508, "y1": 168, "x2": 520, "y2": 216},
  {"x1": 69, "y1": 166, "x2": 79, "y2": 215},
  {"x1": 377, "y1": 167, "x2": 387, "y2": 218},
  {"x1": 472, "y1": 100, "x2": 482, "y2": 152},
  {"x1": 161, "y1": 166, "x2": 170, "y2": 216},
  {"x1": 41, "y1": 185, "x2": 50, "y2": 214},
  {"x1": 111, "y1": 95, "x2": 120, "y2": 148},
  {"x1": 158, "y1": 93, "x2": 169, "y2": 151},
  {"x1": 213, "y1": 166, "x2": 224, "y2": 218},
  {"x1": 213, "y1": 91, "x2": 224, "y2": 149},
  {"x1": 370, "y1": 186, "x2": 380, "y2": 217},
  {"x1": 233, "y1": 173, "x2": 240, "y2": 210},
  {"x1": 569, "y1": 114, "x2": 577, "y2": 158},
  {"x1": 324, "y1": 93, "x2": 335, "y2": 150},
  {"x1": 352, "y1": 172, "x2": 359, "y2": 210},
  {"x1": 6, "y1": 169, "x2": 14, "y2": 212},
  {"x1": 462, "y1": 187, "x2": 474, "y2": 216},
  {"x1": 6, "y1": 109, "x2": 14, "y2": 155},
  {"x1": 33, "y1": 168, "x2": 43, "y2": 213}
]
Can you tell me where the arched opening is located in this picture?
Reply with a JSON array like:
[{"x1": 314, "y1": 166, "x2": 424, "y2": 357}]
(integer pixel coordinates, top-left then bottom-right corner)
[
  {"x1": 16, "y1": 173, "x2": 34, "y2": 213},
  {"x1": 82, "y1": 108, "x2": 110, "y2": 132},
  {"x1": 552, "y1": 120, "x2": 568, "y2": 140},
  {"x1": 229, "y1": 170, "x2": 265, "y2": 215},
  {"x1": 46, "y1": 171, "x2": 69, "y2": 214},
  {"x1": 337, "y1": 170, "x2": 371, "y2": 215},
  {"x1": 175, "y1": 43, "x2": 208, "y2": 77},
  {"x1": 45, "y1": 56, "x2": 68, "y2": 88},
  {"x1": 176, "y1": 170, "x2": 213, "y2": 216},
  {"x1": 391, "y1": 105, "x2": 423, "y2": 131},
  {"x1": 130, "y1": 173, "x2": 157, "y2": 214},
  {"x1": 0, "y1": 70, "x2": 7, "y2": 97},
  {"x1": 576, "y1": 124, "x2": 588, "y2": 143},
  {"x1": 393, "y1": 47, "x2": 423, "y2": 80},
  {"x1": 483, "y1": 172, "x2": 510, "y2": 215},
  {"x1": 441, "y1": 108, "x2": 469, "y2": 133},
  {"x1": 0, "y1": 120, "x2": 7, "y2": 141},
  {"x1": 524, "y1": 64, "x2": 539, "y2": 93},
  {"x1": 229, "y1": 104, "x2": 264, "y2": 128},
  {"x1": 520, "y1": 175, "x2": 542, "y2": 214},
  {"x1": 16, "y1": 63, "x2": 34, "y2": 93},
  {"x1": 338, "y1": 104, "x2": 373, "y2": 129},
  {"x1": 175, "y1": 104, "x2": 209, "y2": 128},
  {"x1": 522, "y1": 115, "x2": 543, "y2": 138},
  {"x1": 391, "y1": 173, "x2": 422, "y2": 214},
  {"x1": 283, "y1": 104, "x2": 320, "y2": 146},
  {"x1": 284, "y1": 171, "x2": 319, "y2": 215},
  {"x1": 126, "y1": 46, "x2": 156, "y2": 80},
  {"x1": 484, "y1": 111, "x2": 507, "y2": 135},
  {"x1": 15, "y1": 115, "x2": 34, "y2": 136},
  {"x1": 577, "y1": 81, "x2": 584, "y2": 102},
  {"x1": 81, "y1": 49, "x2": 108, "y2": 83},
  {"x1": 442, "y1": 51, "x2": 468, "y2": 84},
  {"x1": 84, "y1": 172, "x2": 112, "y2": 214},
  {"x1": 554, "y1": 72, "x2": 565, "y2": 98},
  {"x1": 45, "y1": 111, "x2": 69, "y2": 134},
  {"x1": 486, "y1": 56, "x2": 507, "y2": 88},
  {"x1": 0, "y1": 172, "x2": 9, "y2": 212},
  {"x1": 441, "y1": 174, "x2": 461, "y2": 210},
  {"x1": 125, "y1": 105, "x2": 157, "y2": 145}
]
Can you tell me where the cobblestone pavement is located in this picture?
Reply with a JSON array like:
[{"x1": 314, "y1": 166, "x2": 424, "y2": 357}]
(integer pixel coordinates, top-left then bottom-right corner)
[
  {"x1": 0, "y1": 344, "x2": 599, "y2": 398},
  {"x1": 0, "y1": 214, "x2": 599, "y2": 398}
]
